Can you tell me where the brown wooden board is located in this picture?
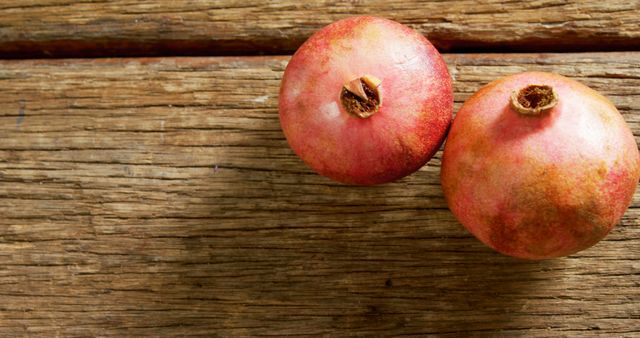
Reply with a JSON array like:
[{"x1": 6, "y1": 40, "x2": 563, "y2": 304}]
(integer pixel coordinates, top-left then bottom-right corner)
[
  {"x1": 0, "y1": 1, "x2": 639, "y2": 57},
  {"x1": 0, "y1": 53, "x2": 639, "y2": 336}
]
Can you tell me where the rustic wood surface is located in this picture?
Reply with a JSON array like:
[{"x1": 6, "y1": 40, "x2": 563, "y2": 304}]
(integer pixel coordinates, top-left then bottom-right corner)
[
  {"x1": 0, "y1": 52, "x2": 638, "y2": 336},
  {"x1": 0, "y1": 1, "x2": 639, "y2": 57}
]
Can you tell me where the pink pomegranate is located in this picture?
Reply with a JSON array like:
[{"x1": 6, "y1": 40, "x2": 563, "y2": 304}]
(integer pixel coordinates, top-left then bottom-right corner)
[
  {"x1": 279, "y1": 16, "x2": 453, "y2": 185},
  {"x1": 441, "y1": 72, "x2": 640, "y2": 259}
]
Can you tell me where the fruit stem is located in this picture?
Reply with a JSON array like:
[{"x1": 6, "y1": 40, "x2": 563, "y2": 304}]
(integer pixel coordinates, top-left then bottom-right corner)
[
  {"x1": 340, "y1": 75, "x2": 382, "y2": 118},
  {"x1": 510, "y1": 85, "x2": 558, "y2": 115}
]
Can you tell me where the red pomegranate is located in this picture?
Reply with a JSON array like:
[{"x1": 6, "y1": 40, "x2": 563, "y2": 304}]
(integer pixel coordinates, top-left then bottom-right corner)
[
  {"x1": 441, "y1": 72, "x2": 640, "y2": 259},
  {"x1": 279, "y1": 16, "x2": 453, "y2": 185}
]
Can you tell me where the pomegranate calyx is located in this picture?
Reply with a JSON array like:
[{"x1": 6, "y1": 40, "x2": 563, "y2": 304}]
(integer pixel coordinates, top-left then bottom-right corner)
[
  {"x1": 341, "y1": 74, "x2": 382, "y2": 118},
  {"x1": 510, "y1": 84, "x2": 558, "y2": 116}
]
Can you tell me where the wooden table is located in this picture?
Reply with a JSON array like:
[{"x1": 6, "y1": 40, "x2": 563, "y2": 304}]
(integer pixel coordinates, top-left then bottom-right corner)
[{"x1": 0, "y1": 1, "x2": 639, "y2": 336}]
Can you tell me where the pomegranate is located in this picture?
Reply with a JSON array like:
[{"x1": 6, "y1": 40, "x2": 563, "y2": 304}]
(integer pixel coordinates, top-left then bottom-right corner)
[
  {"x1": 279, "y1": 16, "x2": 453, "y2": 185},
  {"x1": 441, "y1": 72, "x2": 640, "y2": 259}
]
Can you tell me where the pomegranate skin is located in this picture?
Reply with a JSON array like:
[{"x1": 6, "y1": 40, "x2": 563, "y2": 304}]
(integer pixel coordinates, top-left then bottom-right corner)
[
  {"x1": 441, "y1": 72, "x2": 640, "y2": 259},
  {"x1": 279, "y1": 16, "x2": 453, "y2": 185}
]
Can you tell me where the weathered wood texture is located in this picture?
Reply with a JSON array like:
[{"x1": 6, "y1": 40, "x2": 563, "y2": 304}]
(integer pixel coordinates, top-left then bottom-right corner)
[
  {"x1": 0, "y1": 53, "x2": 639, "y2": 336},
  {"x1": 1, "y1": 1, "x2": 639, "y2": 57}
]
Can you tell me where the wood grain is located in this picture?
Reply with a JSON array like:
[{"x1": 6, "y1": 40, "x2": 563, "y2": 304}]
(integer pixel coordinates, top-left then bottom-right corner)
[
  {"x1": 0, "y1": 53, "x2": 639, "y2": 336},
  {"x1": 1, "y1": 1, "x2": 639, "y2": 57}
]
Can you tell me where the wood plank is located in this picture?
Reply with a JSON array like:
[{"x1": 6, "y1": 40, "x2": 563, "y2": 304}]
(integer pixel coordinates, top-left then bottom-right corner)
[
  {"x1": 0, "y1": 53, "x2": 639, "y2": 336},
  {"x1": 0, "y1": 1, "x2": 639, "y2": 57}
]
